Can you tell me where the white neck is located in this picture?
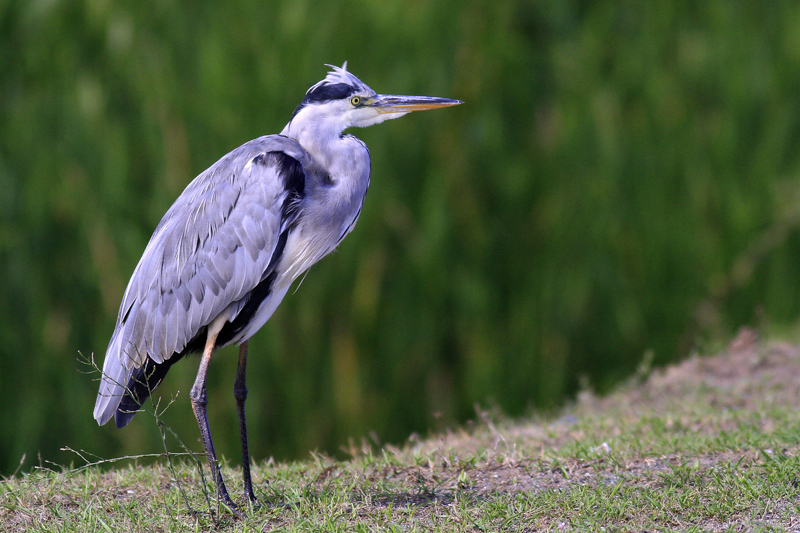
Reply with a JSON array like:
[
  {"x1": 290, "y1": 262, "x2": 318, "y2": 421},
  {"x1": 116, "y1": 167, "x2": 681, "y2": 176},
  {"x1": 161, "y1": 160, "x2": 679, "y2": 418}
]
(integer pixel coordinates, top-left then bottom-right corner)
[
  {"x1": 276, "y1": 105, "x2": 371, "y2": 281},
  {"x1": 281, "y1": 105, "x2": 369, "y2": 188}
]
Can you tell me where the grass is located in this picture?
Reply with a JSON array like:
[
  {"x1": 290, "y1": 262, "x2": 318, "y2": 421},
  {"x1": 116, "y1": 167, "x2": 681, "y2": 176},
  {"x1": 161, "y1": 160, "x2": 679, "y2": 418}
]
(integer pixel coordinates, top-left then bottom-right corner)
[{"x1": 4, "y1": 328, "x2": 800, "y2": 531}]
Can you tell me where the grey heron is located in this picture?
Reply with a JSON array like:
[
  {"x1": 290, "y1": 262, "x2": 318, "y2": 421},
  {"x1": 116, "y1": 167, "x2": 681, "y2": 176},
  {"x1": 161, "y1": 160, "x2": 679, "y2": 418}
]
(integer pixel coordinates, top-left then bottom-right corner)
[{"x1": 93, "y1": 63, "x2": 462, "y2": 509}]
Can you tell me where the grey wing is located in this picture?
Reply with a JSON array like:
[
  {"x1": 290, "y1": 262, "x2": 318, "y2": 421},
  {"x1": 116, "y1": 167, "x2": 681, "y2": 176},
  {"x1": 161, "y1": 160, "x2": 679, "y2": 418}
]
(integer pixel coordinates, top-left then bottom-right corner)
[{"x1": 94, "y1": 135, "x2": 309, "y2": 425}]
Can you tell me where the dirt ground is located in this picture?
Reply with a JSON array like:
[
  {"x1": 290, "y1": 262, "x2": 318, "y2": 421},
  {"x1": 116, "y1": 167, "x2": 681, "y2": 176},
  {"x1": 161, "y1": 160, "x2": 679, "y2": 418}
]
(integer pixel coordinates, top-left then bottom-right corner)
[
  {"x1": 394, "y1": 327, "x2": 800, "y2": 499},
  {"x1": 589, "y1": 327, "x2": 800, "y2": 414}
]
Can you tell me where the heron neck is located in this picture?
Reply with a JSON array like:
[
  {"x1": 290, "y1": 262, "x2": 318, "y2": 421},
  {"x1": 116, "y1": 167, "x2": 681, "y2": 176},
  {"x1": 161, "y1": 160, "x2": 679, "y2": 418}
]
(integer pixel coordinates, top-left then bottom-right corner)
[{"x1": 281, "y1": 120, "x2": 356, "y2": 178}]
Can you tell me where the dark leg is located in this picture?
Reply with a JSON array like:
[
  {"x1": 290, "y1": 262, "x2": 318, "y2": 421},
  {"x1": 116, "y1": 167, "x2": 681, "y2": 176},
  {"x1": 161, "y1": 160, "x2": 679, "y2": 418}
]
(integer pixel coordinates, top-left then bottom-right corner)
[
  {"x1": 190, "y1": 321, "x2": 237, "y2": 511},
  {"x1": 234, "y1": 341, "x2": 258, "y2": 503}
]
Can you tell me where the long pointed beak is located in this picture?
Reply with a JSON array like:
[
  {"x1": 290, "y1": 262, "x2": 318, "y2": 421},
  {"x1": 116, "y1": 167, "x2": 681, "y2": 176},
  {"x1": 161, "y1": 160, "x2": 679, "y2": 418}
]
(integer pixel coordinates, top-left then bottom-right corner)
[{"x1": 371, "y1": 94, "x2": 463, "y2": 114}]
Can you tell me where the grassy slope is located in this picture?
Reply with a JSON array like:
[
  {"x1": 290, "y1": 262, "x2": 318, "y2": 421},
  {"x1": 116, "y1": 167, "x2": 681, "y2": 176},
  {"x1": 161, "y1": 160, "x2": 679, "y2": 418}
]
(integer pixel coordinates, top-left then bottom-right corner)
[{"x1": 3, "y1": 328, "x2": 800, "y2": 532}]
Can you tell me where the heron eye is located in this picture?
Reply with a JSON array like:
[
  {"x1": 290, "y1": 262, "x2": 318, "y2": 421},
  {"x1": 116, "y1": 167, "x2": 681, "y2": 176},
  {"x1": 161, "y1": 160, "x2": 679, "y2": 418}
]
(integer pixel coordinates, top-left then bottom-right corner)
[{"x1": 350, "y1": 96, "x2": 361, "y2": 106}]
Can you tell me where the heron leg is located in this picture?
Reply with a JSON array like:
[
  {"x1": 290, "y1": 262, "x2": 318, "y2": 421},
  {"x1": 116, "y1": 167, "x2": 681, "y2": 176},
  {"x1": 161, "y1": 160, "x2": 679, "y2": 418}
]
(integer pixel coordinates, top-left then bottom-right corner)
[
  {"x1": 190, "y1": 319, "x2": 237, "y2": 511},
  {"x1": 234, "y1": 341, "x2": 258, "y2": 504}
]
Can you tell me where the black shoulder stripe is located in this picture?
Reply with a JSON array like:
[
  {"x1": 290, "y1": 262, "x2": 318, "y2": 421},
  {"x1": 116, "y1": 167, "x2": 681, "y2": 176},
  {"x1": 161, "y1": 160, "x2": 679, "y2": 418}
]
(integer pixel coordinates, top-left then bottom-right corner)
[
  {"x1": 271, "y1": 151, "x2": 305, "y2": 197},
  {"x1": 269, "y1": 151, "x2": 305, "y2": 226}
]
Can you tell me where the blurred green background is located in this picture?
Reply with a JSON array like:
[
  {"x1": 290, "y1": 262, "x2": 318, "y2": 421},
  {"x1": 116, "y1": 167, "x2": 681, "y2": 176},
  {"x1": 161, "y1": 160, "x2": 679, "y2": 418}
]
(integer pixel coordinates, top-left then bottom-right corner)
[{"x1": 4, "y1": 0, "x2": 800, "y2": 475}]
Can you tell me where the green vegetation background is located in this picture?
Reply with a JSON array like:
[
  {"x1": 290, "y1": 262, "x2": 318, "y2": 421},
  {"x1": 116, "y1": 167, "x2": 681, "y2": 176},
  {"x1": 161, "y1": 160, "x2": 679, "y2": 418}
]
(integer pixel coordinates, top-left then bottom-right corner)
[{"x1": 3, "y1": 0, "x2": 800, "y2": 475}]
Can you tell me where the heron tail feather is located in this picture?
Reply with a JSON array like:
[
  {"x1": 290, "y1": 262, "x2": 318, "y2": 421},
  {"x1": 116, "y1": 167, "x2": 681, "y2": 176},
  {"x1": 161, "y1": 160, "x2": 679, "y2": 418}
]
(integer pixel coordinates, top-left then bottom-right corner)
[{"x1": 113, "y1": 355, "x2": 183, "y2": 428}]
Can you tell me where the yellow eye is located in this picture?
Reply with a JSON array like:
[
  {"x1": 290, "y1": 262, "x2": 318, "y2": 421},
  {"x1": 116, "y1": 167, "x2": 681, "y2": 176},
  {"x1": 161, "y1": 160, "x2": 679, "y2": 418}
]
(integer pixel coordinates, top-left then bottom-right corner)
[{"x1": 350, "y1": 96, "x2": 361, "y2": 106}]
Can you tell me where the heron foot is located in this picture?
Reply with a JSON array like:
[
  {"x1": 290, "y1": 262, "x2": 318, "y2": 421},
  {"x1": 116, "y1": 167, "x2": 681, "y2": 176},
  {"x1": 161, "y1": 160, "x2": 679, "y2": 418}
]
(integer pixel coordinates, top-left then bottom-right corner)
[{"x1": 217, "y1": 496, "x2": 244, "y2": 518}]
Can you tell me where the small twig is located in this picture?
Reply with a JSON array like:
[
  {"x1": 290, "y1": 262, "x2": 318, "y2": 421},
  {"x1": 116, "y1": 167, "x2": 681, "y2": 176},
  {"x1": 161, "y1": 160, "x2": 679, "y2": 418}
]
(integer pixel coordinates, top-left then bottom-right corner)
[
  {"x1": 76, "y1": 348, "x2": 221, "y2": 523},
  {"x1": 60, "y1": 447, "x2": 196, "y2": 472}
]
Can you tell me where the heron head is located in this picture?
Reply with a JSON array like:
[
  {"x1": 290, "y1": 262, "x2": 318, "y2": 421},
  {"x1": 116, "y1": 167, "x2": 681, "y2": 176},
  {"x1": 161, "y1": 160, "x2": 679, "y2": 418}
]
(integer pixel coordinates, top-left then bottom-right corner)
[{"x1": 283, "y1": 63, "x2": 462, "y2": 137}]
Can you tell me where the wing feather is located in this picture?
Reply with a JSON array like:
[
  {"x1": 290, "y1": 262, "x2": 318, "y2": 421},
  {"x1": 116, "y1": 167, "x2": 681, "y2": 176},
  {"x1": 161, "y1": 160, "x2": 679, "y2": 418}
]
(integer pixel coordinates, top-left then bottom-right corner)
[
  {"x1": 176, "y1": 282, "x2": 192, "y2": 312},
  {"x1": 94, "y1": 135, "x2": 311, "y2": 425}
]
